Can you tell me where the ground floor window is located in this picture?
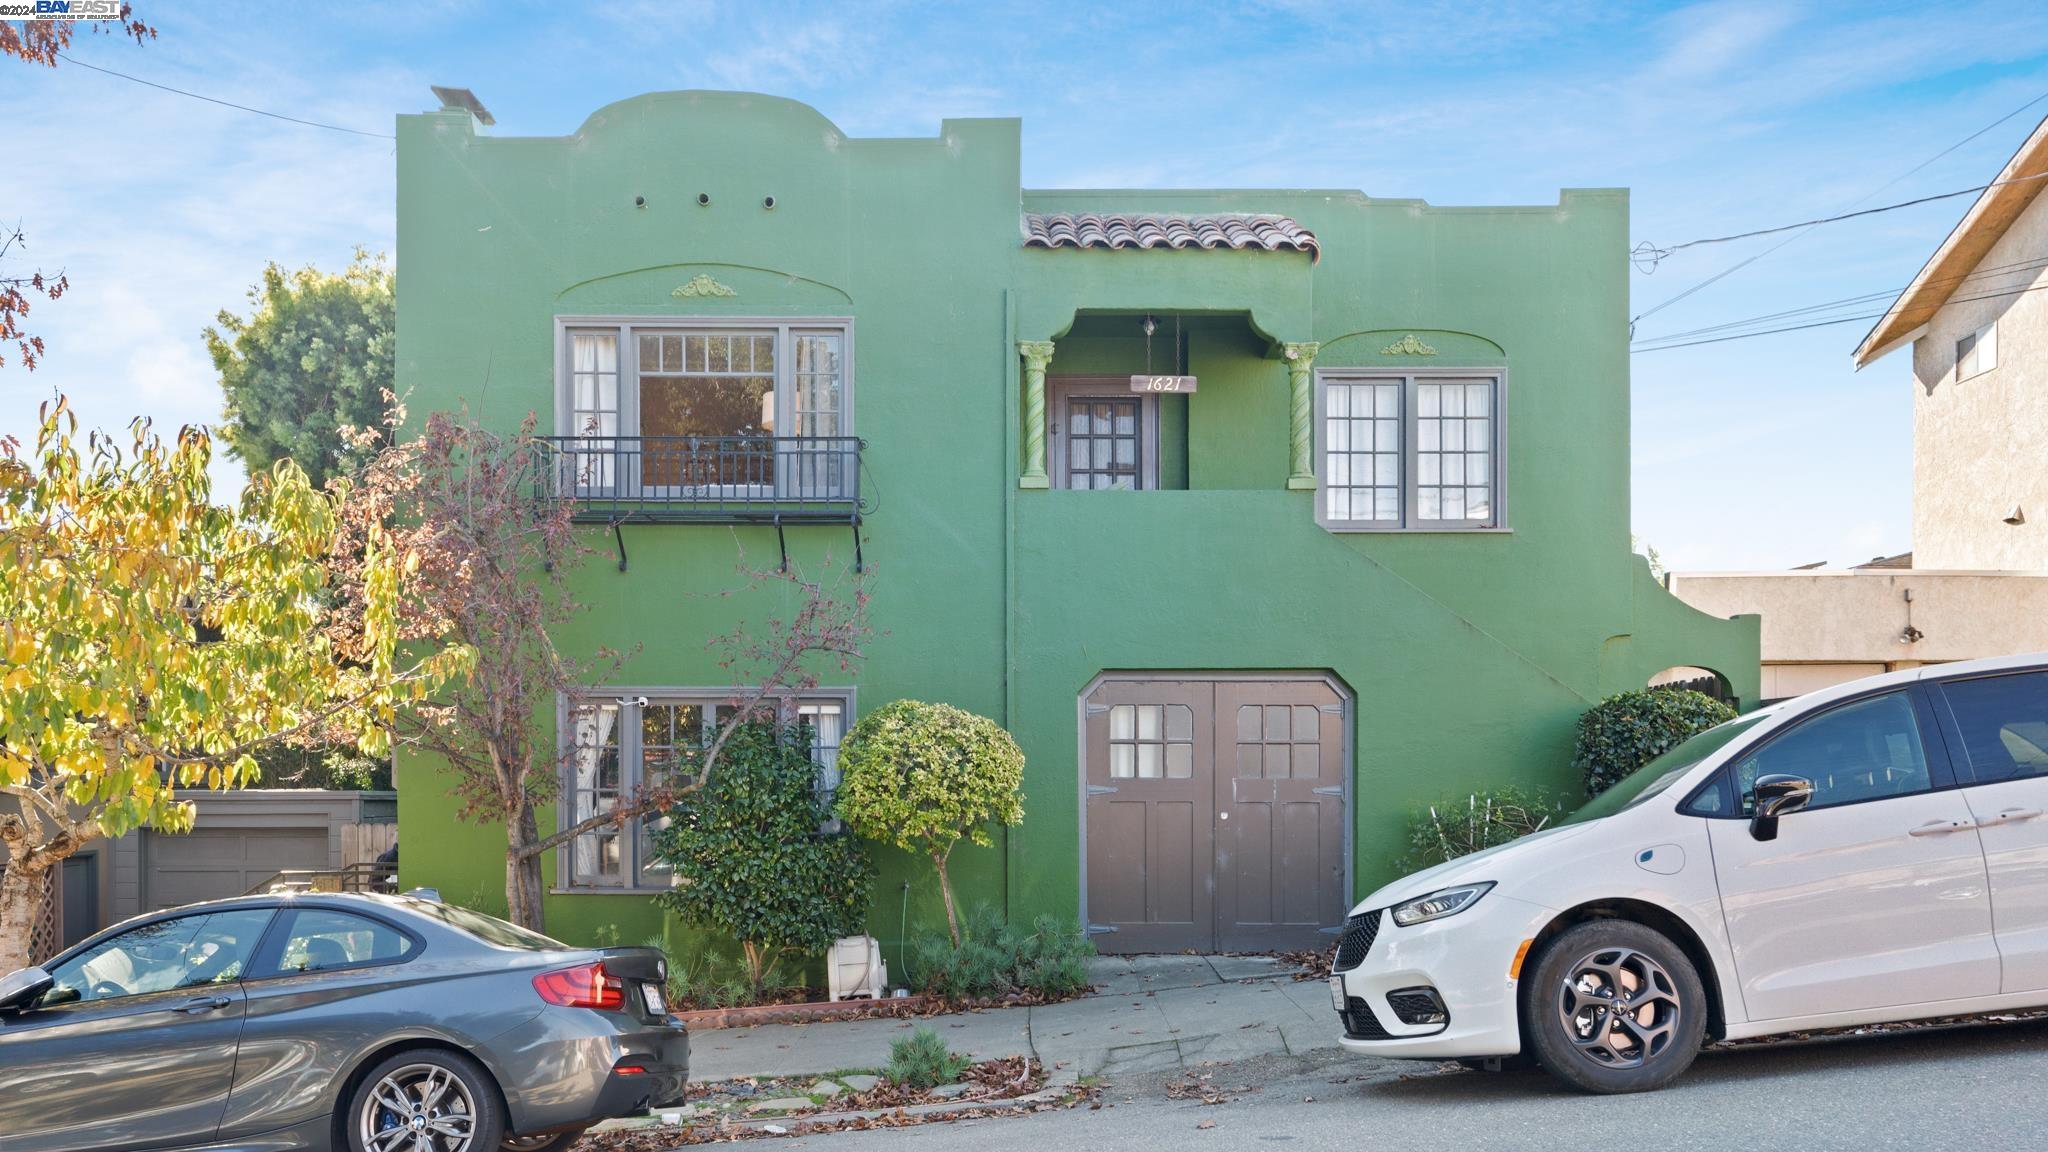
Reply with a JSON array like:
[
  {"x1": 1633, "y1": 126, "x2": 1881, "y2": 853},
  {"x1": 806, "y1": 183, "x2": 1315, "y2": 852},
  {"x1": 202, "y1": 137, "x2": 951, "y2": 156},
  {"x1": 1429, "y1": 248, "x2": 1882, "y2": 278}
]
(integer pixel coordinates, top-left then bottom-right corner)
[{"x1": 561, "y1": 690, "x2": 850, "y2": 891}]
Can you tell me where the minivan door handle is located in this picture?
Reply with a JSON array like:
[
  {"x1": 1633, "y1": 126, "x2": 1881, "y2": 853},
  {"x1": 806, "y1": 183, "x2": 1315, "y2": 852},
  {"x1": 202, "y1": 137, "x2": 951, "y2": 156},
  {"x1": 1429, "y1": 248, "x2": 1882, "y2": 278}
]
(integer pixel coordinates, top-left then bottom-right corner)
[
  {"x1": 1909, "y1": 818, "x2": 1974, "y2": 837},
  {"x1": 1979, "y1": 808, "x2": 2045, "y2": 827},
  {"x1": 176, "y1": 995, "x2": 233, "y2": 1014}
]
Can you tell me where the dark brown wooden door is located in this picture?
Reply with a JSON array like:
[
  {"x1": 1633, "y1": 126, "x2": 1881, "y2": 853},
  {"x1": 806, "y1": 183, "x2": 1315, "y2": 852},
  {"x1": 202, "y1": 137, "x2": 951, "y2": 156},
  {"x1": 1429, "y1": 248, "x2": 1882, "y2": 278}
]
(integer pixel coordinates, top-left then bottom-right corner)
[
  {"x1": 1213, "y1": 681, "x2": 1348, "y2": 952},
  {"x1": 1085, "y1": 678, "x2": 1346, "y2": 953}
]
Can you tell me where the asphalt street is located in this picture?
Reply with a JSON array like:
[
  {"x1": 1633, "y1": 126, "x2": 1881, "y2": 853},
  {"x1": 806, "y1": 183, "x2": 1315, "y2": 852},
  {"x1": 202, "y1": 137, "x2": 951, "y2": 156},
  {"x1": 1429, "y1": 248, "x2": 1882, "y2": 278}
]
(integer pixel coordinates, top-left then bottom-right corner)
[{"x1": 777, "y1": 1016, "x2": 2048, "y2": 1152}]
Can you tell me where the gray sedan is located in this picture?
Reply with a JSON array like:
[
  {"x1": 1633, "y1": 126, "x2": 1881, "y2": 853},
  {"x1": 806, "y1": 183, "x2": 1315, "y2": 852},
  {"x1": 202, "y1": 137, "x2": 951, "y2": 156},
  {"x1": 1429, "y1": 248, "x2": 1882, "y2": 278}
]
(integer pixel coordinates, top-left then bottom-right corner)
[{"x1": 0, "y1": 892, "x2": 688, "y2": 1152}]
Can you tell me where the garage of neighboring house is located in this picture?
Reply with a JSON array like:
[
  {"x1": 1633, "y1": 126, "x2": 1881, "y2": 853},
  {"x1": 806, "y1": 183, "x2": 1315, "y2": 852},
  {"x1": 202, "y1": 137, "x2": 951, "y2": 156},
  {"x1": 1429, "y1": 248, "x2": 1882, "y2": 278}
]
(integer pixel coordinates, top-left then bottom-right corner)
[
  {"x1": 1082, "y1": 674, "x2": 1350, "y2": 954},
  {"x1": 41, "y1": 790, "x2": 397, "y2": 956}
]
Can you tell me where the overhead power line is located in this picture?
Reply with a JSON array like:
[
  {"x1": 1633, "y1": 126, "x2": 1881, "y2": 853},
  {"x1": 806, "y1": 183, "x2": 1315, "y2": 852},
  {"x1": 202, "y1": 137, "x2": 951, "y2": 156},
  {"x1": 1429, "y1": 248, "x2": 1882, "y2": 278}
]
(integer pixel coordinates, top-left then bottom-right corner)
[
  {"x1": 1630, "y1": 88, "x2": 2048, "y2": 330},
  {"x1": 1634, "y1": 253, "x2": 2048, "y2": 346},
  {"x1": 55, "y1": 53, "x2": 395, "y2": 140},
  {"x1": 1631, "y1": 278, "x2": 2048, "y2": 353}
]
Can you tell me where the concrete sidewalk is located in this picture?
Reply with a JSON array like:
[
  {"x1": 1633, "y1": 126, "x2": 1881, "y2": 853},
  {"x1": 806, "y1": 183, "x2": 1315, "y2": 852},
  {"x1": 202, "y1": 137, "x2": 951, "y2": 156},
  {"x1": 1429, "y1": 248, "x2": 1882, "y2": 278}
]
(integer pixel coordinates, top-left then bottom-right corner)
[{"x1": 687, "y1": 954, "x2": 1343, "y2": 1086}]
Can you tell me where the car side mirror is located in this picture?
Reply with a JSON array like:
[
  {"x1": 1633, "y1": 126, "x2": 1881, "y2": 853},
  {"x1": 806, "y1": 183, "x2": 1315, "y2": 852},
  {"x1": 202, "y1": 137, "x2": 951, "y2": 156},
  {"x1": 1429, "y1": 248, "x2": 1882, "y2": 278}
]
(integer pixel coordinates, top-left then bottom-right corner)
[
  {"x1": 0, "y1": 966, "x2": 53, "y2": 1013},
  {"x1": 1749, "y1": 774, "x2": 1815, "y2": 842}
]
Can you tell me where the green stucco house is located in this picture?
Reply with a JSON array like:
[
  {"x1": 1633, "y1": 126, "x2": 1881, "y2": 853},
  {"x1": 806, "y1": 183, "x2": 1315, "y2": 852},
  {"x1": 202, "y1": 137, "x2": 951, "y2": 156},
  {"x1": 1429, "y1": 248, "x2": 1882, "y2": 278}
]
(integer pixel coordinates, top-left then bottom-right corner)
[{"x1": 393, "y1": 90, "x2": 1758, "y2": 954}]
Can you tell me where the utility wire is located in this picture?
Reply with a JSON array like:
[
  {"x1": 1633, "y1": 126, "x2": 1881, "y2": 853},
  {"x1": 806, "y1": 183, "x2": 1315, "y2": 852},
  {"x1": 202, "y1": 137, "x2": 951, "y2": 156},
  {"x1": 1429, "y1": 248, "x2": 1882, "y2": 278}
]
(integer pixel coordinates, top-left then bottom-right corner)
[
  {"x1": 1629, "y1": 88, "x2": 2048, "y2": 330},
  {"x1": 55, "y1": 52, "x2": 396, "y2": 140},
  {"x1": 1635, "y1": 253, "x2": 2048, "y2": 345},
  {"x1": 1632, "y1": 278, "x2": 2048, "y2": 352}
]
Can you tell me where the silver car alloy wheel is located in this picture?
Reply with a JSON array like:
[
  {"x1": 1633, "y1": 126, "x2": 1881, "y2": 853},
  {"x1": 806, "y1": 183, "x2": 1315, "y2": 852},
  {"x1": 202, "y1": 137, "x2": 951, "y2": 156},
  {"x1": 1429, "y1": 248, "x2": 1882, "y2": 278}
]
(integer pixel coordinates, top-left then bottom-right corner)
[
  {"x1": 359, "y1": 1062, "x2": 479, "y2": 1152},
  {"x1": 1555, "y1": 946, "x2": 1680, "y2": 1069}
]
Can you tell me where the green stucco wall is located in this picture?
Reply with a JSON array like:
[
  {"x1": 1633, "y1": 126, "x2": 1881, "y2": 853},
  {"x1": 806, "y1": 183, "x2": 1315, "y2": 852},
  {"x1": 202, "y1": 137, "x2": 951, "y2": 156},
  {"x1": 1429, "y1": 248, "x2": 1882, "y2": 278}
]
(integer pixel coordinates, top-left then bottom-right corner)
[{"x1": 392, "y1": 91, "x2": 1758, "y2": 952}]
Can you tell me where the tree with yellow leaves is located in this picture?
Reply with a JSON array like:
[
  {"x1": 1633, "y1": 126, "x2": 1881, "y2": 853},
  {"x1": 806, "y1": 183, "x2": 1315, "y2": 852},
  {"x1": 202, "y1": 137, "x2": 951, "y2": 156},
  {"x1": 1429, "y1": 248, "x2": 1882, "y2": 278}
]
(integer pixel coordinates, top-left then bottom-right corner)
[{"x1": 0, "y1": 397, "x2": 466, "y2": 973}]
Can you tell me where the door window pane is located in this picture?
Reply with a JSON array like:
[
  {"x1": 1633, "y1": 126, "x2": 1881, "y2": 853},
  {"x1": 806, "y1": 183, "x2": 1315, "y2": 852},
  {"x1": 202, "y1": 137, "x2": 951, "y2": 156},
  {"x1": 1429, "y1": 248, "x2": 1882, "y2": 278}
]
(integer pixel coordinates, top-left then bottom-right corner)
[
  {"x1": 1063, "y1": 397, "x2": 1142, "y2": 490},
  {"x1": 275, "y1": 910, "x2": 411, "y2": 973},
  {"x1": 1940, "y1": 672, "x2": 2048, "y2": 784},
  {"x1": 639, "y1": 332, "x2": 777, "y2": 489},
  {"x1": 1727, "y1": 691, "x2": 1931, "y2": 811},
  {"x1": 45, "y1": 909, "x2": 274, "y2": 1005}
]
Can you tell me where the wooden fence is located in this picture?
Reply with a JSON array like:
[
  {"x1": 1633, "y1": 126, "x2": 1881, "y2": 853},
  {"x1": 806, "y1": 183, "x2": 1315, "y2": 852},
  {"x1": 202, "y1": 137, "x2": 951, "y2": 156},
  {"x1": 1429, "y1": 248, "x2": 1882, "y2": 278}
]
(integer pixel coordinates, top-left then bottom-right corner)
[{"x1": 342, "y1": 822, "x2": 398, "y2": 867}]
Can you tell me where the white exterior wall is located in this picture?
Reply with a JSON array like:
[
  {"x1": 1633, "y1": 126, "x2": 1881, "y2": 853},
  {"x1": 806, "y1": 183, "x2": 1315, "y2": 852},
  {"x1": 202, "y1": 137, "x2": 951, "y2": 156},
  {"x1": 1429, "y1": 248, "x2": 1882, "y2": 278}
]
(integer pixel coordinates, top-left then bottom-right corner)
[{"x1": 1911, "y1": 189, "x2": 2048, "y2": 570}]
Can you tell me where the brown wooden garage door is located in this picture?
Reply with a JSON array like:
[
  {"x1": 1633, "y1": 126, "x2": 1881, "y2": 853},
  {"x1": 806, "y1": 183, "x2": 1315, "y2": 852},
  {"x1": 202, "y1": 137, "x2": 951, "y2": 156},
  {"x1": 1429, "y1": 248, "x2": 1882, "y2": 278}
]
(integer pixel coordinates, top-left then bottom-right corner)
[{"x1": 1083, "y1": 677, "x2": 1347, "y2": 953}]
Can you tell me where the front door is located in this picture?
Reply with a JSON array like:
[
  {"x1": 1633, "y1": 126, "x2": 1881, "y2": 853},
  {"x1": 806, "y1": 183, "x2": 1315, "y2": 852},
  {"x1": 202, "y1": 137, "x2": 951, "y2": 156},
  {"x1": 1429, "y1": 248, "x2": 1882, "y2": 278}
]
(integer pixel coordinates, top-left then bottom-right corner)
[
  {"x1": 1084, "y1": 677, "x2": 1347, "y2": 953},
  {"x1": 1705, "y1": 689, "x2": 2000, "y2": 1021}
]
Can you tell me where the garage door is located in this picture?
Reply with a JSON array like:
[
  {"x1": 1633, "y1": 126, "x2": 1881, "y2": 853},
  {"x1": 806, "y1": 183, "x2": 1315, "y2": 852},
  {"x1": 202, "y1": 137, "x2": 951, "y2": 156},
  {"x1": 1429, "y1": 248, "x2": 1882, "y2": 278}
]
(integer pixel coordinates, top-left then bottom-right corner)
[
  {"x1": 1083, "y1": 677, "x2": 1348, "y2": 953},
  {"x1": 143, "y1": 828, "x2": 330, "y2": 911}
]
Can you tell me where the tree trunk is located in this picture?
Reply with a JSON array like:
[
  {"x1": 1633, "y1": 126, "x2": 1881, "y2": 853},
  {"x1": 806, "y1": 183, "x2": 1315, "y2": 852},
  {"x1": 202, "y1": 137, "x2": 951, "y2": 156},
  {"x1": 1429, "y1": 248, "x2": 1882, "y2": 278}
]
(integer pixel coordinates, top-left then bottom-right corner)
[
  {"x1": 505, "y1": 805, "x2": 547, "y2": 932},
  {"x1": 932, "y1": 848, "x2": 960, "y2": 947},
  {"x1": 0, "y1": 856, "x2": 51, "y2": 975}
]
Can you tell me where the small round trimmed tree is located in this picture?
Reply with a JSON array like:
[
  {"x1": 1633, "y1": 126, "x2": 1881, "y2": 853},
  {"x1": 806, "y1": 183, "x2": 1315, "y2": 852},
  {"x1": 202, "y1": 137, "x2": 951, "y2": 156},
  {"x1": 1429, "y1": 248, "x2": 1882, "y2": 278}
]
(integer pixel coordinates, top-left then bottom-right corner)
[
  {"x1": 1572, "y1": 688, "x2": 1737, "y2": 798},
  {"x1": 835, "y1": 700, "x2": 1024, "y2": 945},
  {"x1": 652, "y1": 720, "x2": 872, "y2": 993}
]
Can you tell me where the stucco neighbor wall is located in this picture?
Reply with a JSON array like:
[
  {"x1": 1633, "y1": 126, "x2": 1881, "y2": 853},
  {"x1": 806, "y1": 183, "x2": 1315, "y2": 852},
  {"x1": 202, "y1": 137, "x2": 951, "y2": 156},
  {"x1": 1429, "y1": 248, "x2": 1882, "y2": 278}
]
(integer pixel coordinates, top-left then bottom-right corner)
[
  {"x1": 1911, "y1": 188, "x2": 2048, "y2": 570},
  {"x1": 1667, "y1": 570, "x2": 2048, "y2": 697}
]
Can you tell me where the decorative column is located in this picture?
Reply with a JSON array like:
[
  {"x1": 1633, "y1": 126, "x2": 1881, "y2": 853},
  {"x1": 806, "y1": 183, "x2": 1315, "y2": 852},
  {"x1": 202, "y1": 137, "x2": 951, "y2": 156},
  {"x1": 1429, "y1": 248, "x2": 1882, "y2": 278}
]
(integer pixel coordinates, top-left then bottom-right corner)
[
  {"x1": 1018, "y1": 340, "x2": 1056, "y2": 489},
  {"x1": 1283, "y1": 341, "x2": 1320, "y2": 490}
]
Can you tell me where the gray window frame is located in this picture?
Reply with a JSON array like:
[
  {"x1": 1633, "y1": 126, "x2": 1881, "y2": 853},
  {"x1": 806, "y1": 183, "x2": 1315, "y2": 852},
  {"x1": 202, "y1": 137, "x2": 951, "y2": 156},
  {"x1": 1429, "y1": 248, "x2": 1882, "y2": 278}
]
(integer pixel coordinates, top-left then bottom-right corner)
[
  {"x1": 1047, "y1": 376, "x2": 1161, "y2": 491},
  {"x1": 1313, "y1": 367, "x2": 1508, "y2": 533},
  {"x1": 553, "y1": 686, "x2": 856, "y2": 894},
  {"x1": 552, "y1": 316, "x2": 856, "y2": 443}
]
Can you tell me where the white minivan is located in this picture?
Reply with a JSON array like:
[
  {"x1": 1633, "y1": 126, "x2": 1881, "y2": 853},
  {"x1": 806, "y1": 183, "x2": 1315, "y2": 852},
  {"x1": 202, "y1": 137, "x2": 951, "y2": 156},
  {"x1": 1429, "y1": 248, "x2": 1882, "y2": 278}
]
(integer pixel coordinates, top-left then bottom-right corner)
[{"x1": 1332, "y1": 653, "x2": 2048, "y2": 1093}]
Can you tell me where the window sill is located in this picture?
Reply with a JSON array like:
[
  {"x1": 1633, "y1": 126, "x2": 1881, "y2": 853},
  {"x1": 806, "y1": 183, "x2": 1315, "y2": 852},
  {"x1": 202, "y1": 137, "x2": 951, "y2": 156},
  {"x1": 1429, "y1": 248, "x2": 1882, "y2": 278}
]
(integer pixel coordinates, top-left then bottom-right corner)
[{"x1": 549, "y1": 886, "x2": 671, "y2": 896}]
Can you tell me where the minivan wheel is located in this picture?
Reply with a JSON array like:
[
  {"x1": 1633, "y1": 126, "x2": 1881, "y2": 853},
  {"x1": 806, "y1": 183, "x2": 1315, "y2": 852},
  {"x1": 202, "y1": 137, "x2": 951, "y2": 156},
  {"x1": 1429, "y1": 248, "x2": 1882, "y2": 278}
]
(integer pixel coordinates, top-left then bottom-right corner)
[
  {"x1": 1522, "y1": 920, "x2": 1707, "y2": 1094},
  {"x1": 346, "y1": 1049, "x2": 507, "y2": 1152}
]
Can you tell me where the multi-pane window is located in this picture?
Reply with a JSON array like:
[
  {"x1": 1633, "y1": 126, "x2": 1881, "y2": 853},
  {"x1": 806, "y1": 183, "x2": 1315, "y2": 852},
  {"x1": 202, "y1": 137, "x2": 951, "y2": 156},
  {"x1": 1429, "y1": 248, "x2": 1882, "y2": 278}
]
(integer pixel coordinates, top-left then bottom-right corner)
[
  {"x1": 1323, "y1": 380, "x2": 1400, "y2": 523},
  {"x1": 1317, "y1": 372, "x2": 1503, "y2": 531},
  {"x1": 1108, "y1": 702, "x2": 1194, "y2": 779},
  {"x1": 564, "y1": 692, "x2": 852, "y2": 890},
  {"x1": 1234, "y1": 704, "x2": 1323, "y2": 780},
  {"x1": 1415, "y1": 380, "x2": 1494, "y2": 525},
  {"x1": 556, "y1": 321, "x2": 850, "y2": 496}
]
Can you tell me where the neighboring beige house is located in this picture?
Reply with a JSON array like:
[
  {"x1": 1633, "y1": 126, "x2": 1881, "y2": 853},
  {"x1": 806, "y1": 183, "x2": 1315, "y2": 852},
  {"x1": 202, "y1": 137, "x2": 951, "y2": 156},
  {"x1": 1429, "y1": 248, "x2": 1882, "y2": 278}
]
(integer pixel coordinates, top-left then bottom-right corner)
[{"x1": 1670, "y1": 115, "x2": 2048, "y2": 701}]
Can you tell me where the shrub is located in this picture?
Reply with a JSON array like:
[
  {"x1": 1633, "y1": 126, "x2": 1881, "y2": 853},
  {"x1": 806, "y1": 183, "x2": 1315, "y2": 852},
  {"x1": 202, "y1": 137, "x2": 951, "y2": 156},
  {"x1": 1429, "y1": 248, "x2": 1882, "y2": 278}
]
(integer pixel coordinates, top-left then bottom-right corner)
[
  {"x1": 652, "y1": 720, "x2": 873, "y2": 994},
  {"x1": 907, "y1": 905, "x2": 1093, "y2": 1001},
  {"x1": 1573, "y1": 688, "x2": 1737, "y2": 798},
  {"x1": 886, "y1": 1026, "x2": 971, "y2": 1090},
  {"x1": 836, "y1": 700, "x2": 1025, "y2": 945},
  {"x1": 1395, "y1": 787, "x2": 1568, "y2": 873}
]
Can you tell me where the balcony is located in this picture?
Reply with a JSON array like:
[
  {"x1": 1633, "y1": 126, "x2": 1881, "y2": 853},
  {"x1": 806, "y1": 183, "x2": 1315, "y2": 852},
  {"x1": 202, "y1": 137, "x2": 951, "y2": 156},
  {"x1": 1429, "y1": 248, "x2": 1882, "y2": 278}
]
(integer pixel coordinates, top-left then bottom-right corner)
[{"x1": 534, "y1": 435, "x2": 865, "y2": 525}]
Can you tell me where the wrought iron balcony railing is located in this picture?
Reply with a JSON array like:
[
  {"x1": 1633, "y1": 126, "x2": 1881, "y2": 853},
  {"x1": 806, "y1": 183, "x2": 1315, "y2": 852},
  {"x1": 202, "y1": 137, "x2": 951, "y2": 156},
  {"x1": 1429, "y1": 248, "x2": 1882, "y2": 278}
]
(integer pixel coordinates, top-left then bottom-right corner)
[{"x1": 534, "y1": 435, "x2": 865, "y2": 524}]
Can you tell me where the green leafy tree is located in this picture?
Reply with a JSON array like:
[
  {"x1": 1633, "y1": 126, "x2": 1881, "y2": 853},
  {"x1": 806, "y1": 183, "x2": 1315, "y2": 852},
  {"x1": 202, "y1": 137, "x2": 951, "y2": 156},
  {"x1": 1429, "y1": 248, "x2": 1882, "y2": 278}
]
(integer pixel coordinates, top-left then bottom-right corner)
[
  {"x1": 651, "y1": 720, "x2": 871, "y2": 992},
  {"x1": 836, "y1": 701, "x2": 1024, "y2": 946},
  {"x1": 1573, "y1": 688, "x2": 1736, "y2": 798},
  {"x1": 205, "y1": 250, "x2": 393, "y2": 487},
  {"x1": 0, "y1": 396, "x2": 462, "y2": 972}
]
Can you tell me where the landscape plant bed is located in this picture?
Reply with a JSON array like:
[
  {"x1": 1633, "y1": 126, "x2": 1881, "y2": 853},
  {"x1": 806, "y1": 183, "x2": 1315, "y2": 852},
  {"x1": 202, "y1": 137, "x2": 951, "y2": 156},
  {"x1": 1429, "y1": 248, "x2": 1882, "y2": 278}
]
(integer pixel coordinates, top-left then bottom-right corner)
[{"x1": 583, "y1": 1058, "x2": 1082, "y2": 1148}]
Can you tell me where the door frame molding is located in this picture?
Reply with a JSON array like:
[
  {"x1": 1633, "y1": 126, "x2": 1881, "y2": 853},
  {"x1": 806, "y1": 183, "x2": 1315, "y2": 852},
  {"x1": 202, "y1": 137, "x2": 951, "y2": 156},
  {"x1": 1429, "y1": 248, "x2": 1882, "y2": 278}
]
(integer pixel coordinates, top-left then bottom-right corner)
[{"x1": 1075, "y1": 670, "x2": 1355, "y2": 945}]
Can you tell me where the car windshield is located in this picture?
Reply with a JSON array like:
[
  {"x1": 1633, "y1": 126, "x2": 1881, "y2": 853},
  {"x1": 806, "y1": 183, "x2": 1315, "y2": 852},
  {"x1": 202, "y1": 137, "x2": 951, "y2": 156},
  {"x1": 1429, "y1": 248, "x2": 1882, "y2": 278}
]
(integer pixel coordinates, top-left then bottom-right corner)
[
  {"x1": 401, "y1": 900, "x2": 567, "y2": 951},
  {"x1": 1562, "y1": 714, "x2": 1767, "y2": 826}
]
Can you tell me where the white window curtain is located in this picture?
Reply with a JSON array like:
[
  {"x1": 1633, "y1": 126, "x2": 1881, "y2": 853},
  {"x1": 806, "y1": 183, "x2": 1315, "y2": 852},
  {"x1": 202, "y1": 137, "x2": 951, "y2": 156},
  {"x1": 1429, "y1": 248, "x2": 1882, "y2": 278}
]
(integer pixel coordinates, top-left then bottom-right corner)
[{"x1": 569, "y1": 703, "x2": 619, "y2": 884}]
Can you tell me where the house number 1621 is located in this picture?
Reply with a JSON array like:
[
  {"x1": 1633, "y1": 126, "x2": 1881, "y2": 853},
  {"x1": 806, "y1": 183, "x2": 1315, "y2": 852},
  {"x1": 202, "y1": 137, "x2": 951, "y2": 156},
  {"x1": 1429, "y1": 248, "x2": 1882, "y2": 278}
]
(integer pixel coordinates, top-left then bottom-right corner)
[{"x1": 1129, "y1": 375, "x2": 1198, "y2": 393}]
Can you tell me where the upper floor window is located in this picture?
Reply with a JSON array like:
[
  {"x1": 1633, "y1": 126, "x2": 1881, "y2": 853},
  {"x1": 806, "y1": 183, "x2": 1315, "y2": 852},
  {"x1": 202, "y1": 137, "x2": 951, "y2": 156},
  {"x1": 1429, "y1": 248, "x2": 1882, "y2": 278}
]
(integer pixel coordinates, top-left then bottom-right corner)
[
  {"x1": 559, "y1": 321, "x2": 850, "y2": 442},
  {"x1": 1957, "y1": 320, "x2": 1997, "y2": 380},
  {"x1": 561, "y1": 690, "x2": 849, "y2": 891},
  {"x1": 1316, "y1": 371, "x2": 1503, "y2": 531}
]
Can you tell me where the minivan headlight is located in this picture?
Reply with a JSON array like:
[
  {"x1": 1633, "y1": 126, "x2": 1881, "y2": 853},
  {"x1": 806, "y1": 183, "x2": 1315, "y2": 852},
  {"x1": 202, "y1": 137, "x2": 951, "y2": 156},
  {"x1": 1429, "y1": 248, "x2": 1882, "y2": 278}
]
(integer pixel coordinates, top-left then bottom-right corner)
[{"x1": 1390, "y1": 882, "x2": 1495, "y2": 927}]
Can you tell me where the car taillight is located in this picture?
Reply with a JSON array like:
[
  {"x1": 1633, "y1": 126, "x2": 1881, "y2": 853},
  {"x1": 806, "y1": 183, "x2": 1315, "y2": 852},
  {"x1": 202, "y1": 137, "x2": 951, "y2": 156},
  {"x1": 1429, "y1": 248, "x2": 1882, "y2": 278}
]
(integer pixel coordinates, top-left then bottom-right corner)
[{"x1": 533, "y1": 962, "x2": 625, "y2": 1010}]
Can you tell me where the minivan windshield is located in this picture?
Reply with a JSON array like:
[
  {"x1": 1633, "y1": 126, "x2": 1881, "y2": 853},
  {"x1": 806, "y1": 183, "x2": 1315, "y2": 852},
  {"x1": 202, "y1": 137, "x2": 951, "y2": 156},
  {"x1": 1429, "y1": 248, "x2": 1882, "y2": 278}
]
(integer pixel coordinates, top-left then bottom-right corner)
[{"x1": 1562, "y1": 713, "x2": 1767, "y2": 826}]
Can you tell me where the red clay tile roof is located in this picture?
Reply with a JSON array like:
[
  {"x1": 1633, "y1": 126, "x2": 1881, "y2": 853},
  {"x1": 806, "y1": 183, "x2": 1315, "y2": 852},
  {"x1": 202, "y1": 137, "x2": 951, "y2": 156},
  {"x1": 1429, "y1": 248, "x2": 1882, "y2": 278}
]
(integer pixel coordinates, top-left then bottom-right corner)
[{"x1": 1023, "y1": 212, "x2": 1319, "y2": 261}]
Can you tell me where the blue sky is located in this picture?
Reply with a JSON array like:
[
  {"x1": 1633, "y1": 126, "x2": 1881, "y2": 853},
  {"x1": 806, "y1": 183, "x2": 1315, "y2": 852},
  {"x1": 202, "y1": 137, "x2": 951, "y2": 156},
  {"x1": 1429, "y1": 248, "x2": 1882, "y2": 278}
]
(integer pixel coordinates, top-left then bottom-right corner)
[{"x1": 5, "y1": 0, "x2": 2048, "y2": 570}]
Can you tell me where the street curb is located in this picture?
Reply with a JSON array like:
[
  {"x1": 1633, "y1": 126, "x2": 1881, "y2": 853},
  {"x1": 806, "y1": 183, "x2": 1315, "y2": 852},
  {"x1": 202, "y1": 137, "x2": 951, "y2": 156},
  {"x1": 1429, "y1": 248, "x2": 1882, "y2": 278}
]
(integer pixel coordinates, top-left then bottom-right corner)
[{"x1": 675, "y1": 995, "x2": 936, "y2": 1029}]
